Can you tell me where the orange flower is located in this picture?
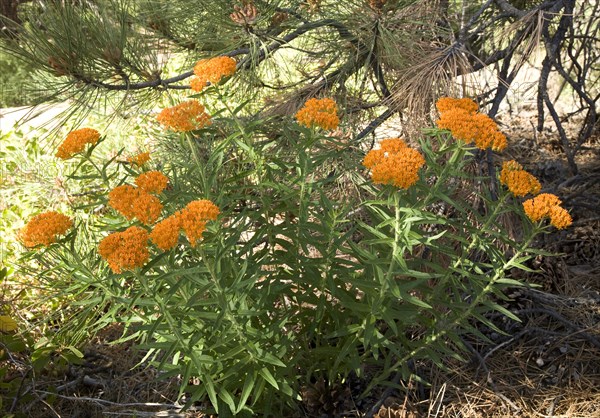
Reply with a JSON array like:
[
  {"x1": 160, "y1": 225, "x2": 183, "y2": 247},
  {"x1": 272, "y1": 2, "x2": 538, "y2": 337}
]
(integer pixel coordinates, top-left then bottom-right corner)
[
  {"x1": 128, "y1": 152, "x2": 151, "y2": 167},
  {"x1": 108, "y1": 185, "x2": 139, "y2": 220},
  {"x1": 436, "y1": 108, "x2": 473, "y2": 142},
  {"x1": 135, "y1": 171, "x2": 168, "y2": 194},
  {"x1": 549, "y1": 206, "x2": 572, "y2": 229},
  {"x1": 522, "y1": 193, "x2": 561, "y2": 222},
  {"x1": 98, "y1": 226, "x2": 149, "y2": 273},
  {"x1": 436, "y1": 102, "x2": 507, "y2": 151},
  {"x1": 157, "y1": 100, "x2": 212, "y2": 132},
  {"x1": 20, "y1": 211, "x2": 73, "y2": 248},
  {"x1": 436, "y1": 97, "x2": 478, "y2": 114},
  {"x1": 191, "y1": 56, "x2": 237, "y2": 92},
  {"x1": 108, "y1": 185, "x2": 163, "y2": 225},
  {"x1": 470, "y1": 113, "x2": 507, "y2": 151},
  {"x1": 500, "y1": 160, "x2": 522, "y2": 172},
  {"x1": 134, "y1": 192, "x2": 163, "y2": 225},
  {"x1": 150, "y1": 212, "x2": 182, "y2": 251},
  {"x1": 362, "y1": 149, "x2": 384, "y2": 169},
  {"x1": 295, "y1": 98, "x2": 340, "y2": 131},
  {"x1": 180, "y1": 200, "x2": 220, "y2": 246},
  {"x1": 362, "y1": 138, "x2": 425, "y2": 189},
  {"x1": 379, "y1": 137, "x2": 408, "y2": 154},
  {"x1": 56, "y1": 128, "x2": 101, "y2": 159},
  {"x1": 522, "y1": 193, "x2": 571, "y2": 229},
  {"x1": 190, "y1": 77, "x2": 208, "y2": 92},
  {"x1": 363, "y1": 138, "x2": 409, "y2": 169},
  {"x1": 499, "y1": 160, "x2": 541, "y2": 197}
]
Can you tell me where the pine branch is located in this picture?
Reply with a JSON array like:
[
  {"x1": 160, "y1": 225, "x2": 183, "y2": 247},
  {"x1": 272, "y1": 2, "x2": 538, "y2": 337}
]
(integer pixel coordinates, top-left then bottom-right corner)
[
  {"x1": 62, "y1": 18, "x2": 359, "y2": 92},
  {"x1": 239, "y1": 18, "x2": 359, "y2": 70},
  {"x1": 353, "y1": 108, "x2": 395, "y2": 143}
]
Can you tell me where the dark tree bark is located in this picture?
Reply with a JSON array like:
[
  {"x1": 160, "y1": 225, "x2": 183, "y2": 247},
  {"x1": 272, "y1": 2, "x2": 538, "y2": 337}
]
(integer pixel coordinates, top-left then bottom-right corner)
[{"x1": 1, "y1": 0, "x2": 30, "y2": 37}]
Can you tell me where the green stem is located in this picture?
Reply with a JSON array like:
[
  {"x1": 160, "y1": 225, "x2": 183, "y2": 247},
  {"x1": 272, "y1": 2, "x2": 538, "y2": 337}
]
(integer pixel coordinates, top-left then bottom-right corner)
[
  {"x1": 378, "y1": 229, "x2": 537, "y2": 388},
  {"x1": 135, "y1": 271, "x2": 201, "y2": 360},
  {"x1": 215, "y1": 87, "x2": 265, "y2": 185},
  {"x1": 217, "y1": 89, "x2": 249, "y2": 142},
  {"x1": 80, "y1": 153, "x2": 110, "y2": 187},
  {"x1": 377, "y1": 191, "x2": 401, "y2": 312},
  {"x1": 185, "y1": 134, "x2": 208, "y2": 194},
  {"x1": 454, "y1": 191, "x2": 510, "y2": 269},
  {"x1": 422, "y1": 138, "x2": 466, "y2": 208},
  {"x1": 197, "y1": 246, "x2": 256, "y2": 359}
]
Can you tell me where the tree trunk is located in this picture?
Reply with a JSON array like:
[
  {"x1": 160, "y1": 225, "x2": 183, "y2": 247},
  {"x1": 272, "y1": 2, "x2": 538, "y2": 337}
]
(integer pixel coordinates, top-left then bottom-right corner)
[{"x1": 1, "y1": 0, "x2": 30, "y2": 37}]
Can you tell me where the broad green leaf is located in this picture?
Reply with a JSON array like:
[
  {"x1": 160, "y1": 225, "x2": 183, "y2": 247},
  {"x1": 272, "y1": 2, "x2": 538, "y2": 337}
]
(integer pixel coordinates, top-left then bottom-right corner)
[
  {"x1": 259, "y1": 367, "x2": 279, "y2": 390},
  {"x1": 0, "y1": 316, "x2": 18, "y2": 333},
  {"x1": 236, "y1": 372, "x2": 256, "y2": 413},
  {"x1": 219, "y1": 388, "x2": 236, "y2": 413},
  {"x1": 495, "y1": 277, "x2": 526, "y2": 286},
  {"x1": 204, "y1": 376, "x2": 219, "y2": 413},
  {"x1": 66, "y1": 346, "x2": 84, "y2": 358},
  {"x1": 401, "y1": 293, "x2": 433, "y2": 309},
  {"x1": 485, "y1": 302, "x2": 522, "y2": 323},
  {"x1": 260, "y1": 352, "x2": 286, "y2": 368}
]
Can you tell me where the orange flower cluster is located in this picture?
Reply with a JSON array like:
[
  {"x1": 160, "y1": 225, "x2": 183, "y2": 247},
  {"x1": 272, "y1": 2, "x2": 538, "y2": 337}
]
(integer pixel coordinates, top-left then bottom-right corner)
[
  {"x1": 128, "y1": 152, "x2": 151, "y2": 167},
  {"x1": 20, "y1": 211, "x2": 73, "y2": 248},
  {"x1": 499, "y1": 160, "x2": 541, "y2": 197},
  {"x1": 436, "y1": 97, "x2": 479, "y2": 114},
  {"x1": 157, "y1": 100, "x2": 212, "y2": 132},
  {"x1": 436, "y1": 97, "x2": 507, "y2": 151},
  {"x1": 101, "y1": 166, "x2": 219, "y2": 269},
  {"x1": 296, "y1": 98, "x2": 340, "y2": 131},
  {"x1": 150, "y1": 213, "x2": 182, "y2": 251},
  {"x1": 547, "y1": 206, "x2": 573, "y2": 230},
  {"x1": 190, "y1": 56, "x2": 237, "y2": 92},
  {"x1": 522, "y1": 193, "x2": 572, "y2": 229},
  {"x1": 362, "y1": 138, "x2": 425, "y2": 189},
  {"x1": 55, "y1": 128, "x2": 101, "y2": 159},
  {"x1": 108, "y1": 184, "x2": 163, "y2": 225},
  {"x1": 98, "y1": 226, "x2": 149, "y2": 273},
  {"x1": 135, "y1": 171, "x2": 168, "y2": 194},
  {"x1": 150, "y1": 199, "x2": 220, "y2": 249},
  {"x1": 498, "y1": 159, "x2": 571, "y2": 229},
  {"x1": 180, "y1": 200, "x2": 221, "y2": 246}
]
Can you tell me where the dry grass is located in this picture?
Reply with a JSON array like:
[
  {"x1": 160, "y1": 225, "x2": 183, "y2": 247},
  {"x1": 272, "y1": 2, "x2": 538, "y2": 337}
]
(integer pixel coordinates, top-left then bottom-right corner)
[{"x1": 387, "y1": 44, "x2": 473, "y2": 137}]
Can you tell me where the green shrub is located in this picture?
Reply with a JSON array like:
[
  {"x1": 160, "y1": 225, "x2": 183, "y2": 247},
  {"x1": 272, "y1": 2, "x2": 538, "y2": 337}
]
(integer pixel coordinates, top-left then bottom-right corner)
[{"x1": 16, "y1": 88, "x2": 570, "y2": 416}]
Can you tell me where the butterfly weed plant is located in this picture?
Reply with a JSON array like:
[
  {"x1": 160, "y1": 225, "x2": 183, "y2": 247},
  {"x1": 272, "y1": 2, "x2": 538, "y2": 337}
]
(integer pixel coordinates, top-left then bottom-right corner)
[{"x1": 17, "y1": 60, "x2": 572, "y2": 415}]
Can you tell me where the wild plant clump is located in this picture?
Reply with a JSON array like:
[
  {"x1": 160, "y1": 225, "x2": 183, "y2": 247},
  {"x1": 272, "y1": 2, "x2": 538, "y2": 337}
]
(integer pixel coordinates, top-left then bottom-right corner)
[
  {"x1": 1, "y1": 0, "x2": 596, "y2": 413},
  {"x1": 17, "y1": 52, "x2": 572, "y2": 415}
]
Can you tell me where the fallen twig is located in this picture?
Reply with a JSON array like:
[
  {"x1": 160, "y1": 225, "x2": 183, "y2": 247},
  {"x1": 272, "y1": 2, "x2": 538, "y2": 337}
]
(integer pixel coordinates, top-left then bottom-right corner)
[
  {"x1": 461, "y1": 337, "x2": 522, "y2": 413},
  {"x1": 364, "y1": 370, "x2": 402, "y2": 418},
  {"x1": 35, "y1": 391, "x2": 184, "y2": 410},
  {"x1": 515, "y1": 308, "x2": 600, "y2": 349}
]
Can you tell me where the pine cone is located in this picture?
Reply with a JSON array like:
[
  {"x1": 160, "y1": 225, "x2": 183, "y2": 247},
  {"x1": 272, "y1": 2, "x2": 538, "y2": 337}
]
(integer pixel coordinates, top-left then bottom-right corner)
[
  {"x1": 368, "y1": 0, "x2": 387, "y2": 11},
  {"x1": 230, "y1": 3, "x2": 259, "y2": 26},
  {"x1": 301, "y1": 378, "x2": 352, "y2": 417},
  {"x1": 270, "y1": 11, "x2": 288, "y2": 27},
  {"x1": 302, "y1": 0, "x2": 321, "y2": 13},
  {"x1": 102, "y1": 46, "x2": 122, "y2": 65}
]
